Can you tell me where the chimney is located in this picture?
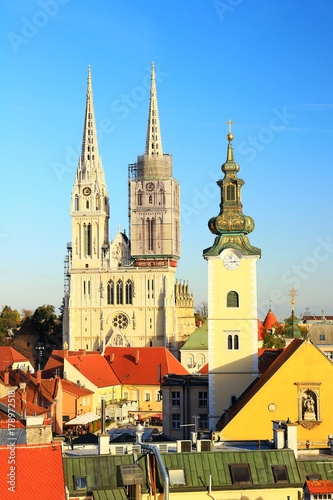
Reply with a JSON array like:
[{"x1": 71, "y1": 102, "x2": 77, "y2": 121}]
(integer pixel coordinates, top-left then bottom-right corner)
[
  {"x1": 109, "y1": 353, "x2": 114, "y2": 363},
  {"x1": 63, "y1": 350, "x2": 69, "y2": 359},
  {"x1": 36, "y1": 369, "x2": 41, "y2": 385},
  {"x1": 4, "y1": 371, "x2": 9, "y2": 385},
  {"x1": 26, "y1": 369, "x2": 31, "y2": 381},
  {"x1": 15, "y1": 370, "x2": 20, "y2": 384},
  {"x1": 135, "y1": 350, "x2": 140, "y2": 365}
]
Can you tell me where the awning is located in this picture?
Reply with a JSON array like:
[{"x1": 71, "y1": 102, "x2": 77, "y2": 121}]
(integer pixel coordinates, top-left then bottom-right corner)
[{"x1": 65, "y1": 412, "x2": 100, "y2": 426}]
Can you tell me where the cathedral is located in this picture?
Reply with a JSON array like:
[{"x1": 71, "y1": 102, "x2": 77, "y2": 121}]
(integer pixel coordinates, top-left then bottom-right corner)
[{"x1": 63, "y1": 64, "x2": 195, "y2": 353}]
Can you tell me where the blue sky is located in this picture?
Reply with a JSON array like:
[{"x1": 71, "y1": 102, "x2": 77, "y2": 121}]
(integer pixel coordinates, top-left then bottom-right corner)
[{"x1": 1, "y1": 0, "x2": 333, "y2": 321}]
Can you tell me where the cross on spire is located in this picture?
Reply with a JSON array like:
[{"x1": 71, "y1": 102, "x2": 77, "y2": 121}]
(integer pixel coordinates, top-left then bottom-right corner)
[
  {"x1": 289, "y1": 287, "x2": 298, "y2": 310},
  {"x1": 226, "y1": 118, "x2": 234, "y2": 134}
]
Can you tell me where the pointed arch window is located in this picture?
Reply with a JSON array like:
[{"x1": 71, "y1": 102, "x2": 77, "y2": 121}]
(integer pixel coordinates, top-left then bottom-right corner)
[
  {"x1": 85, "y1": 223, "x2": 92, "y2": 256},
  {"x1": 227, "y1": 291, "x2": 239, "y2": 308},
  {"x1": 107, "y1": 280, "x2": 114, "y2": 305},
  {"x1": 125, "y1": 279, "x2": 133, "y2": 305},
  {"x1": 226, "y1": 184, "x2": 236, "y2": 201},
  {"x1": 228, "y1": 335, "x2": 233, "y2": 349},
  {"x1": 75, "y1": 196, "x2": 79, "y2": 211},
  {"x1": 116, "y1": 280, "x2": 123, "y2": 305},
  {"x1": 147, "y1": 218, "x2": 155, "y2": 251},
  {"x1": 137, "y1": 190, "x2": 143, "y2": 206}
]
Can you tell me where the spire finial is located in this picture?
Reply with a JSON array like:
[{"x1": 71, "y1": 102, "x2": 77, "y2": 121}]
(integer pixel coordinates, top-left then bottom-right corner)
[
  {"x1": 226, "y1": 118, "x2": 234, "y2": 142},
  {"x1": 145, "y1": 61, "x2": 163, "y2": 156}
]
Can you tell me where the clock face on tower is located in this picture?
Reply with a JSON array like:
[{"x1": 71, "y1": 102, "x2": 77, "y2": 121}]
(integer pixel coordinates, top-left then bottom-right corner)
[
  {"x1": 83, "y1": 187, "x2": 91, "y2": 196},
  {"x1": 223, "y1": 252, "x2": 241, "y2": 270},
  {"x1": 146, "y1": 182, "x2": 155, "y2": 191}
]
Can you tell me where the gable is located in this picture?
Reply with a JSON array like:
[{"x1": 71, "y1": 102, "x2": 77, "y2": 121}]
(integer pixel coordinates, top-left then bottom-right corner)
[{"x1": 219, "y1": 339, "x2": 333, "y2": 442}]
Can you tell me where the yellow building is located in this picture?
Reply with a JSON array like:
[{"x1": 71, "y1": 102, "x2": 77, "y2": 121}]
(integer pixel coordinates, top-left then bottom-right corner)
[{"x1": 217, "y1": 338, "x2": 333, "y2": 450}]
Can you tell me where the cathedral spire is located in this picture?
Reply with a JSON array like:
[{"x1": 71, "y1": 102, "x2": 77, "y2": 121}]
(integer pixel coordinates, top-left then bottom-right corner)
[
  {"x1": 81, "y1": 65, "x2": 99, "y2": 164},
  {"x1": 145, "y1": 62, "x2": 163, "y2": 156}
]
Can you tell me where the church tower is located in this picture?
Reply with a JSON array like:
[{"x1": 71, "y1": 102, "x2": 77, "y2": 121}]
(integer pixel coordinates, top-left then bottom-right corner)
[
  {"x1": 71, "y1": 66, "x2": 110, "y2": 270},
  {"x1": 63, "y1": 65, "x2": 194, "y2": 352},
  {"x1": 203, "y1": 124, "x2": 261, "y2": 429},
  {"x1": 129, "y1": 62, "x2": 181, "y2": 261}
]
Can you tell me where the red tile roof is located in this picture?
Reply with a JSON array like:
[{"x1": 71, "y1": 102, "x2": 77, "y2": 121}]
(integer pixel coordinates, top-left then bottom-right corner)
[
  {"x1": 0, "y1": 346, "x2": 29, "y2": 371},
  {"x1": 0, "y1": 389, "x2": 48, "y2": 417},
  {"x1": 257, "y1": 319, "x2": 266, "y2": 340},
  {"x1": 198, "y1": 363, "x2": 208, "y2": 374},
  {"x1": 306, "y1": 480, "x2": 333, "y2": 494},
  {"x1": 262, "y1": 309, "x2": 279, "y2": 330},
  {"x1": 0, "y1": 442, "x2": 65, "y2": 499},
  {"x1": 43, "y1": 349, "x2": 100, "y2": 378},
  {"x1": 66, "y1": 354, "x2": 121, "y2": 388},
  {"x1": 61, "y1": 378, "x2": 94, "y2": 397},
  {"x1": 258, "y1": 348, "x2": 283, "y2": 374},
  {"x1": 104, "y1": 347, "x2": 189, "y2": 384}
]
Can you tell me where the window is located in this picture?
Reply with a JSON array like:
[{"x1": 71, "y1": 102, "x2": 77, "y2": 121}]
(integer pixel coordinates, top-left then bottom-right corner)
[
  {"x1": 234, "y1": 334, "x2": 239, "y2": 350},
  {"x1": 186, "y1": 355, "x2": 194, "y2": 368},
  {"x1": 112, "y1": 313, "x2": 128, "y2": 330},
  {"x1": 145, "y1": 393, "x2": 151, "y2": 402},
  {"x1": 168, "y1": 469, "x2": 186, "y2": 485},
  {"x1": 137, "y1": 191, "x2": 142, "y2": 206},
  {"x1": 227, "y1": 291, "x2": 239, "y2": 307},
  {"x1": 325, "y1": 351, "x2": 333, "y2": 360},
  {"x1": 228, "y1": 334, "x2": 240, "y2": 350},
  {"x1": 272, "y1": 465, "x2": 289, "y2": 483},
  {"x1": 229, "y1": 464, "x2": 252, "y2": 485},
  {"x1": 319, "y1": 334, "x2": 326, "y2": 340},
  {"x1": 306, "y1": 474, "x2": 322, "y2": 480},
  {"x1": 147, "y1": 218, "x2": 155, "y2": 251},
  {"x1": 123, "y1": 392, "x2": 128, "y2": 400},
  {"x1": 107, "y1": 280, "x2": 114, "y2": 305},
  {"x1": 125, "y1": 279, "x2": 133, "y2": 305},
  {"x1": 155, "y1": 391, "x2": 161, "y2": 402},
  {"x1": 199, "y1": 391, "x2": 208, "y2": 407},
  {"x1": 226, "y1": 184, "x2": 236, "y2": 201},
  {"x1": 74, "y1": 196, "x2": 79, "y2": 211},
  {"x1": 199, "y1": 414, "x2": 208, "y2": 429},
  {"x1": 171, "y1": 414, "x2": 181, "y2": 429},
  {"x1": 85, "y1": 223, "x2": 92, "y2": 256},
  {"x1": 147, "y1": 278, "x2": 154, "y2": 299},
  {"x1": 116, "y1": 280, "x2": 123, "y2": 304},
  {"x1": 74, "y1": 476, "x2": 87, "y2": 490},
  {"x1": 172, "y1": 391, "x2": 180, "y2": 406}
]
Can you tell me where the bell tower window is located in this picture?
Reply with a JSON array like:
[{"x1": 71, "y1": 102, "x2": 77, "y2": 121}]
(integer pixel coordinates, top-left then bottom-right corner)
[
  {"x1": 227, "y1": 291, "x2": 239, "y2": 307},
  {"x1": 116, "y1": 280, "x2": 123, "y2": 305},
  {"x1": 85, "y1": 224, "x2": 92, "y2": 256},
  {"x1": 107, "y1": 280, "x2": 114, "y2": 305},
  {"x1": 226, "y1": 184, "x2": 236, "y2": 201}
]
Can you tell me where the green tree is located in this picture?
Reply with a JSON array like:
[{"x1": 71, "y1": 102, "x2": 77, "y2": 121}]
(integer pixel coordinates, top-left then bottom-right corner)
[
  {"x1": 262, "y1": 322, "x2": 286, "y2": 348},
  {"x1": 31, "y1": 304, "x2": 63, "y2": 367},
  {"x1": 195, "y1": 301, "x2": 208, "y2": 323},
  {"x1": 0, "y1": 306, "x2": 21, "y2": 342}
]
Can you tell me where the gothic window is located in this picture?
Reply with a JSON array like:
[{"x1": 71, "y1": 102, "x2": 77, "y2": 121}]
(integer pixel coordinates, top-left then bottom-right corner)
[
  {"x1": 125, "y1": 279, "x2": 133, "y2": 305},
  {"x1": 149, "y1": 194, "x2": 153, "y2": 204},
  {"x1": 112, "y1": 313, "x2": 128, "y2": 330},
  {"x1": 137, "y1": 191, "x2": 142, "y2": 206},
  {"x1": 147, "y1": 219, "x2": 155, "y2": 251},
  {"x1": 85, "y1": 224, "x2": 92, "y2": 256},
  {"x1": 226, "y1": 184, "x2": 236, "y2": 201},
  {"x1": 107, "y1": 280, "x2": 114, "y2": 305},
  {"x1": 227, "y1": 291, "x2": 239, "y2": 307},
  {"x1": 228, "y1": 335, "x2": 233, "y2": 350},
  {"x1": 74, "y1": 196, "x2": 79, "y2": 211},
  {"x1": 86, "y1": 200, "x2": 89, "y2": 209},
  {"x1": 116, "y1": 280, "x2": 123, "y2": 305},
  {"x1": 112, "y1": 333, "x2": 124, "y2": 346}
]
